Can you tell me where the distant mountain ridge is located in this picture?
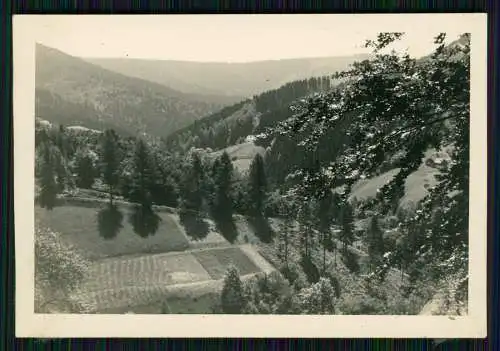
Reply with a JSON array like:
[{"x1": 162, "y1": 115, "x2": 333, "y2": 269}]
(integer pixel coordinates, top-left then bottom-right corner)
[
  {"x1": 86, "y1": 54, "x2": 370, "y2": 98},
  {"x1": 35, "y1": 44, "x2": 237, "y2": 137}
]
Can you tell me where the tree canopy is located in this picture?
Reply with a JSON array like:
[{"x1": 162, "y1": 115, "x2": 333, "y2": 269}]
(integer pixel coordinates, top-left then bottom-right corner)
[{"x1": 262, "y1": 33, "x2": 470, "y2": 291}]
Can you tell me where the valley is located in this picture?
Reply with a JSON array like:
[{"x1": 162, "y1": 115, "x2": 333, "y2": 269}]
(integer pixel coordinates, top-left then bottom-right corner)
[{"x1": 35, "y1": 33, "x2": 470, "y2": 317}]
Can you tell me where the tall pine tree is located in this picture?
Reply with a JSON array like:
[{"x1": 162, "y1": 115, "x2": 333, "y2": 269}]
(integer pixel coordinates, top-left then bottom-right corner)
[
  {"x1": 316, "y1": 191, "x2": 335, "y2": 273},
  {"x1": 100, "y1": 129, "x2": 121, "y2": 205},
  {"x1": 277, "y1": 200, "x2": 295, "y2": 268},
  {"x1": 339, "y1": 202, "x2": 355, "y2": 253},
  {"x1": 181, "y1": 151, "x2": 204, "y2": 212},
  {"x1": 297, "y1": 198, "x2": 315, "y2": 259},
  {"x1": 366, "y1": 215, "x2": 385, "y2": 273},
  {"x1": 220, "y1": 265, "x2": 245, "y2": 314},
  {"x1": 127, "y1": 138, "x2": 160, "y2": 237},
  {"x1": 248, "y1": 153, "x2": 267, "y2": 216},
  {"x1": 212, "y1": 152, "x2": 234, "y2": 221},
  {"x1": 128, "y1": 138, "x2": 155, "y2": 205}
]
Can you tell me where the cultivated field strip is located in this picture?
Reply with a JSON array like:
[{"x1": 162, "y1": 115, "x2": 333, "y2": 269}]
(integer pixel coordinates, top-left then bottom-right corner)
[
  {"x1": 193, "y1": 246, "x2": 261, "y2": 279},
  {"x1": 85, "y1": 284, "x2": 173, "y2": 311},
  {"x1": 83, "y1": 252, "x2": 211, "y2": 292},
  {"x1": 80, "y1": 244, "x2": 274, "y2": 312}
]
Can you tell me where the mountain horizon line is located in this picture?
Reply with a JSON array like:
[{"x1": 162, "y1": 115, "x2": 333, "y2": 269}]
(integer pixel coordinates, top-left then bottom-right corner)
[{"x1": 36, "y1": 42, "x2": 371, "y2": 65}]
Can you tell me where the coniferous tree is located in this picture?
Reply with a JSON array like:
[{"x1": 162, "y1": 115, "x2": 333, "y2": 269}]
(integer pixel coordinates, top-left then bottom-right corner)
[
  {"x1": 128, "y1": 138, "x2": 155, "y2": 205},
  {"x1": 338, "y1": 201, "x2": 359, "y2": 272},
  {"x1": 248, "y1": 153, "x2": 267, "y2": 216},
  {"x1": 74, "y1": 149, "x2": 96, "y2": 189},
  {"x1": 38, "y1": 142, "x2": 58, "y2": 210},
  {"x1": 339, "y1": 202, "x2": 355, "y2": 253},
  {"x1": 147, "y1": 146, "x2": 179, "y2": 208},
  {"x1": 100, "y1": 129, "x2": 121, "y2": 205},
  {"x1": 316, "y1": 191, "x2": 335, "y2": 273},
  {"x1": 266, "y1": 33, "x2": 471, "y2": 298},
  {"x1": 220, "y1": 265, "x2": 245, "y2": 314},
  {"x1": 212, "y1": 152, "x2": 234, "y2": 221},
  {"x1": 277, "y1": 201, "x2": 295, "y2": 268},
  {"x1": 297, "y1": 199, "x2": 315, "y2": 259},
  {"x1": 127, "y1": 138, "x2": 160, "y2": 237},
  {"x1": 206, "y1": 157, "x2": 221, "y2": 209},
  {"x1": 367, "y1": 215, "x2": 385, "y2": 273},
  {"x1": 181, "y1": 151, "x2": 204, "y2": 212}
]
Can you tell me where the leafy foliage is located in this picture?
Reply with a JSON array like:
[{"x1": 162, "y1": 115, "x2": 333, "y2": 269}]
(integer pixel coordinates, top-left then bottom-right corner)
[
  {"x1": 35, "y1": 33, "x2": 471, "y2": 316},
  {"x1": 296, "y1": 277, "x2": 336, "y2": 314},
  {"x1": 263, "y1": 32, "x2": 471, "y2": 296},
  {"x1": 74, "y1": 148, "x2": 97, "y2": 189},
  {"x1": 35, "y1": 225, "x2": 93, "y2": 313},
  {"x1": 242, "y1": 272, "x2": 301, "y2": 314}
]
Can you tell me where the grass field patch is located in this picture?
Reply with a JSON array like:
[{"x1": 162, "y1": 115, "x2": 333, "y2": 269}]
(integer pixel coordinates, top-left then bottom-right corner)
[
  {"x1": 193, "y1": 246, "x2": 261, "y2": 280},
  {"x1": 35, "y1": 204, "x2": 190, "y2": 260}
]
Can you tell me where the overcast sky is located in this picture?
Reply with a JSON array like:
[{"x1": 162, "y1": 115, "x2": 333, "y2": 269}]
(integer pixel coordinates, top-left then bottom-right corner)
[{"x1": 30, "y1": 15, "x2": 467, "y2": 63}]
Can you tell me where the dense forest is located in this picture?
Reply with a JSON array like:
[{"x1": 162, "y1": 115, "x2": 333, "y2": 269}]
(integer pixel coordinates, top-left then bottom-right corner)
[
  {"x1": 35, "y1": 32, "x2": 470, "y2": 316},
  {"x1": 165, "y1": 76, "x2": 335, "y2": 152}
]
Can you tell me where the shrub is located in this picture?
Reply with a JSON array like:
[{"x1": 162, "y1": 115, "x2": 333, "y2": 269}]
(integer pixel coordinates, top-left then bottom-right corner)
[
  {"x1": 296, "y1": 277, "x2": 337, "y2": 314},
  {"x1": 279, "y1": 261, "x2": 308, "y2": 290},
  {"x1": 35, "y1": 224, "x2": 93, "y2": 313}
]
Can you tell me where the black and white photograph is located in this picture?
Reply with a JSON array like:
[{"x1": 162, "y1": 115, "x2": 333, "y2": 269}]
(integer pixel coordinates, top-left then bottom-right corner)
[{"x1": 14, "y1": 14, "x2": 487, "y2": 338}]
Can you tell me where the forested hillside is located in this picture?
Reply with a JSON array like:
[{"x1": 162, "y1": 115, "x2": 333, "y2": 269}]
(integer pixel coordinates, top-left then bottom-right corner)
[
  {"x1": 165, "y1": 76, "x2": 336, "y2": 152},
  {"x1": 35, "y1": 33, "x2": 470, "y2": 316},
  {"x1": 261, "y1": 32, "x2": 470, "y2": 312},
  {"x1": 35, "y1": 44, "x2": 233, "y2": 137}
]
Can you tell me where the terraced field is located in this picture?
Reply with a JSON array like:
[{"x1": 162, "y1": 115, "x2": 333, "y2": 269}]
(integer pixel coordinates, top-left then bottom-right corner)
[
  {"x1": 84, "y1": 251, "x2": 212, "y2": 293},
  {"x1": 36, "y1": 200, "x2": 277, "y2": 313},
  {"x1": 80, "y1": 245, "x2": 272, "y2": 313}
]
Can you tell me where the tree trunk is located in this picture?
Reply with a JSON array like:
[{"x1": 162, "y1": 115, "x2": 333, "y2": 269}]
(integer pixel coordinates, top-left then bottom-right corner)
[
  {"x1": 322, "y1": 233, "x2": 326, "y2": 273},
  {"x1": 109, "y1": 185, "x2": 114, "y2": 206},
  {"x1": 304, "y1": 231, "x2": 309, "y2": 258},
  {"x1": 284, "y1": 234, "x2": 288, "y2": 267}
]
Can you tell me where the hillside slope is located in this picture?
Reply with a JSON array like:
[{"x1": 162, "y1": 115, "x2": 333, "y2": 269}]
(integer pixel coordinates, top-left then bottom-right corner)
[
  {"x1": 166, "y1": 75, "x2": 337, "y2": 153},
  {"x1": 86, "y1": 54, "x2": 369, "y2": 98},
  {"x1": 35, "y1": 44, "x2": 232, "y2": 137}
]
